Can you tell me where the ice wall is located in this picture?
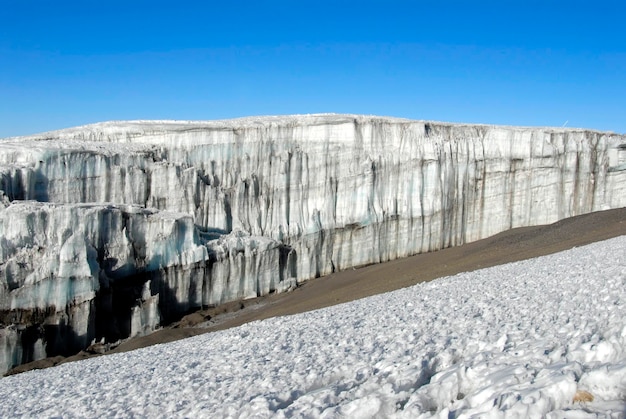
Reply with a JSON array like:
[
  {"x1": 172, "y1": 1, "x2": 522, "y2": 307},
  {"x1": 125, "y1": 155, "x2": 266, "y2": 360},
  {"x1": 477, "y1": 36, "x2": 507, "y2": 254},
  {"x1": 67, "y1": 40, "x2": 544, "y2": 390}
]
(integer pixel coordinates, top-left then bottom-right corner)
[{"x1": 1, "y1": 114, "x2": 625, "y2": 373}]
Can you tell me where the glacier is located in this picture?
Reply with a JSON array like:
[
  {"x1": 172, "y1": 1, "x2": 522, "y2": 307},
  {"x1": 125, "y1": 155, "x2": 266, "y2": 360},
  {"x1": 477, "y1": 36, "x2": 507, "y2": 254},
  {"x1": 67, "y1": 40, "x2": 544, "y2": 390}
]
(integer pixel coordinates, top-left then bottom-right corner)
[{"x1": 1, "y1": 114, "x2": 625, "y2": 373}]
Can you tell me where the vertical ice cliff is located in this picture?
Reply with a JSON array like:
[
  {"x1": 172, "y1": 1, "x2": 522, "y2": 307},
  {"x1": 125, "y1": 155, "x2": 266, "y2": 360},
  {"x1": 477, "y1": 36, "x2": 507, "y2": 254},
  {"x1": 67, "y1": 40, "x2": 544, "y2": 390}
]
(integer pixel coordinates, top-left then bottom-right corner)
[{"x1": 1, "y1": 114, "x2": 625, "y2": 373}]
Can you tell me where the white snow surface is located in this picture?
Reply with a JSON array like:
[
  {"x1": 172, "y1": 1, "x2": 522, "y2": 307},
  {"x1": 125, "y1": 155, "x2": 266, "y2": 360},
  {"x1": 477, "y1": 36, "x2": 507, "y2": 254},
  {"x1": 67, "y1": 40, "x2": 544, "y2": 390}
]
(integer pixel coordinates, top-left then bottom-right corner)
[{"x1": 1, "y1": 235, "x2": 625, "y2": 418}]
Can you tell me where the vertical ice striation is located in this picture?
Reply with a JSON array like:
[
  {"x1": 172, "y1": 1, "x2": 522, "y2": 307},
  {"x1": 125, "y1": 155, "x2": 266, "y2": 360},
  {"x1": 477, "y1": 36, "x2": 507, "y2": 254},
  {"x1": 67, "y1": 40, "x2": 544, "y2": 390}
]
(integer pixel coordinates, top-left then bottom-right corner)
[{"x1": 0, "y1": 114, "x2": 625, "y2": 373}]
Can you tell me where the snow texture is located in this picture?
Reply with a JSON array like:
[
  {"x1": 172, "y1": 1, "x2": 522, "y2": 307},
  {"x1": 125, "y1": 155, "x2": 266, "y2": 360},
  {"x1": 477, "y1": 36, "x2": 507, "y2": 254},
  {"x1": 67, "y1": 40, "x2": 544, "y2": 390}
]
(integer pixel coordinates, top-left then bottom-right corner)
[
  {"x1": 1, "y1": 114, "x2": 626, "y2": 373},
  {"x1": 1, "y1": 236, "x2": 626, "y2": 418}
]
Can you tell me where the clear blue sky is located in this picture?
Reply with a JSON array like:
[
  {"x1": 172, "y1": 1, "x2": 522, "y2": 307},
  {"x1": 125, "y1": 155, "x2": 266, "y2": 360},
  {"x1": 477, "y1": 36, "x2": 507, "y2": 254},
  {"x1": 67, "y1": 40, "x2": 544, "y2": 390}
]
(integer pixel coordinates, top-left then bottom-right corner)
[{"x1": 1, "y1": 0, "x2": 625, "y2": 137}]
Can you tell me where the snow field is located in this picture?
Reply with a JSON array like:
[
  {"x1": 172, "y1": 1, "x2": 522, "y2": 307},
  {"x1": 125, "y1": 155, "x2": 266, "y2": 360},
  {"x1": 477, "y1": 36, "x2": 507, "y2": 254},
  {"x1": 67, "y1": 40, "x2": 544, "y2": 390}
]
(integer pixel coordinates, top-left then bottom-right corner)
[{"x1": 1, "y1": 236, "x2": 626, "y2": 418}]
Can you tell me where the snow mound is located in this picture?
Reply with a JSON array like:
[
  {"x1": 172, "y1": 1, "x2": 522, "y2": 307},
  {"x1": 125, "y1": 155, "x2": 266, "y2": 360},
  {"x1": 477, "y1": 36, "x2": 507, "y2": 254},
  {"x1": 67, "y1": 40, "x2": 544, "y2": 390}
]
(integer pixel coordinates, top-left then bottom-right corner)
[{"x1": 1, "y1": 235, "x2": 625, "y2": 418}]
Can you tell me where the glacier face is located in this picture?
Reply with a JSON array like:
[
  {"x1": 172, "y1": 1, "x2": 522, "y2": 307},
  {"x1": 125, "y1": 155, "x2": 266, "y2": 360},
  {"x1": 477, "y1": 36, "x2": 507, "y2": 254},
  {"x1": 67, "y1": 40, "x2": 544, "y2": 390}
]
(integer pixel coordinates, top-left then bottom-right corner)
[{"x1": 1, "y1": 114, "x2": 625, "y2": 373}]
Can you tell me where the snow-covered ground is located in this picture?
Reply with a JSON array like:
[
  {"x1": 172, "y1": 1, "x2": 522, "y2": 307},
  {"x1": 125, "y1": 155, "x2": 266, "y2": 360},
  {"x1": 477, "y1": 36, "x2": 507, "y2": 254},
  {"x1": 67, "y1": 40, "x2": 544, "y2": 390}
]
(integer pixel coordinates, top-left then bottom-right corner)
[{"x1": 1, "y1": 236, "x2": 626, "y2": 418}]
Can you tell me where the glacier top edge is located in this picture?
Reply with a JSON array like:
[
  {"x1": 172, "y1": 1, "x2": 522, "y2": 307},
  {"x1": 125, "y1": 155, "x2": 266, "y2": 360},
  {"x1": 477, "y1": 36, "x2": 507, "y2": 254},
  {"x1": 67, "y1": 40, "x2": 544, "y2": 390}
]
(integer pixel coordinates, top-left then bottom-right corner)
[{"x1": 1, "y1": 113, "x2": 621, "y2": 143}]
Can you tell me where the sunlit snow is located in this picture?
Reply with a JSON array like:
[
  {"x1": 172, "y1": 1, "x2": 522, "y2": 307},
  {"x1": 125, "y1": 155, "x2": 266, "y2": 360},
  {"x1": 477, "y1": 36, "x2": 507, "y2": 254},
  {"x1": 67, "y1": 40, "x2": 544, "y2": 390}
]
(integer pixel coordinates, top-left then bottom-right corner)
[{"x1": 1, "y1": 236, "x2": 626, "y2": 418}]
